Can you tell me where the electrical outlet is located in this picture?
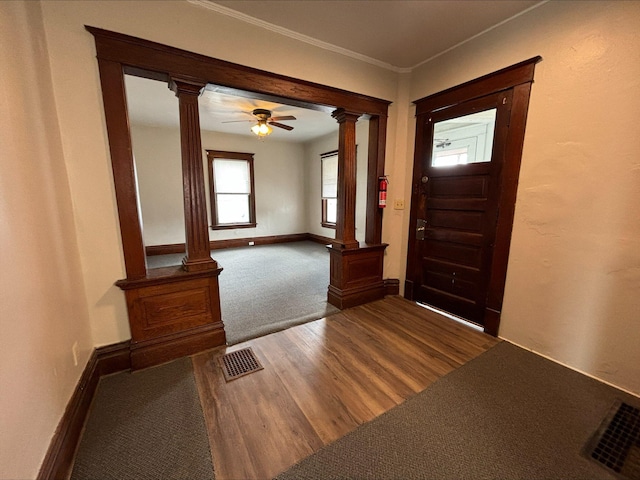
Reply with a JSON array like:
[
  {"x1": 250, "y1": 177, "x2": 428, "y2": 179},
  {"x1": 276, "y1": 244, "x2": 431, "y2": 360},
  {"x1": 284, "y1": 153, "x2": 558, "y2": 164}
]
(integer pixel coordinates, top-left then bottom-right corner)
[
  {"x1": 72, "y1": 341, "x2": 79, "y2": 367},
  {"x1": 248, "y1": 241, "x2": 255, "y2": 246},
  {"x1": 394, "y1": 199, "x2": 405, "y2": 210}
]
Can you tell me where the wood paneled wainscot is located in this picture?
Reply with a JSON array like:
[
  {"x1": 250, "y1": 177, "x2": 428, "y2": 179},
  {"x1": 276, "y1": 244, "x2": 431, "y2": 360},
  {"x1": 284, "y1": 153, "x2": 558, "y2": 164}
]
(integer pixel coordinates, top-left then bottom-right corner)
[
  {"x1": 327, "y1": 243, "x2": 387, "y2": 309},
  {"x1": 116, "y1": 266, "x2": 225, "y2": 370}
]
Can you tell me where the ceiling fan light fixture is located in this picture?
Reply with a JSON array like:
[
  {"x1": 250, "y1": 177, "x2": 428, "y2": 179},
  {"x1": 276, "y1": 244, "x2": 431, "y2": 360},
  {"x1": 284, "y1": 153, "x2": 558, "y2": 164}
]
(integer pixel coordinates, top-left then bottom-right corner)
[{"x1": 251, "y1": 121, "x2": 272, "y2": 137}]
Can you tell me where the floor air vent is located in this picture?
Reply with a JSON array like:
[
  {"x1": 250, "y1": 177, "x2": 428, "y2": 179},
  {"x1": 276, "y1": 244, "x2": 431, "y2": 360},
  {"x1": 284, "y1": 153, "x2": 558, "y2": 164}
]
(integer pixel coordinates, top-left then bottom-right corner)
[
  {"x1": 219, "y1": 347, "x2": 263, "y2": 382},
  {"x1": 587, "y1": 400, "x2": 640, "y2": 479}
]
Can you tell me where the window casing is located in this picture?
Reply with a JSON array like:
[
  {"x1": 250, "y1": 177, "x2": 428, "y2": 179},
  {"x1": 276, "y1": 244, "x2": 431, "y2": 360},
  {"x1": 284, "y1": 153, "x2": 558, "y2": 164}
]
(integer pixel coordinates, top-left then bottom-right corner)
[
  {"x1": 321, "y1": 150, "x2": 338, "y2": 228},
  {"x1": 207, "y1": 150, "x2": 256, "y2": 229}
]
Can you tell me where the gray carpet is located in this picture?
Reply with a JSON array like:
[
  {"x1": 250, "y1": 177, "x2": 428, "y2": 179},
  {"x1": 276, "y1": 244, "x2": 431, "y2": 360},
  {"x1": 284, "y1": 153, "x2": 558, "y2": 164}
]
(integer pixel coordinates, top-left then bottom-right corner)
[
  {"x1": 70, "y1": 358, "x2": 214, "y2": 480},
  {"x1": 276, "y1": 341, "x2": 639, "y2": 480},
  {"x1": 148, "y1": 241, "x2": 339, "y2": 345}
]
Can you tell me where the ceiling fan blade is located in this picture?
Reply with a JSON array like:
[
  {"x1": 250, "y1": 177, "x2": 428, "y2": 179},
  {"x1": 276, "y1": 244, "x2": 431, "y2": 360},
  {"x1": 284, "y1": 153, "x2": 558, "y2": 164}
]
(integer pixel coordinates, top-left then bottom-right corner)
[
  {"x1": 269, "y1": 115, "x2": 296, "y2": 122},
  {"x1": 269, "y1": 121, "x2": 294, "y2": 131},
  {"x1": 221, "y1": 119, "x2": 254, "y2": 124}
]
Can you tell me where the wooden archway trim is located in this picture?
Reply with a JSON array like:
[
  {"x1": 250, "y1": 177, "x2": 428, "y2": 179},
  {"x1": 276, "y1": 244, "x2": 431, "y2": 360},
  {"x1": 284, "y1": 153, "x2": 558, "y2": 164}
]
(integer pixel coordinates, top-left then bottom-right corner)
[
  {"x1": 87, "y1": 26, "x2": 390, "y2": 116},
  {"x1": 87, "y1": 26, "x2": 392, "y2": 368},
  {"x1": 87, "y1": 25, "x2": 391, "y2": 278}
]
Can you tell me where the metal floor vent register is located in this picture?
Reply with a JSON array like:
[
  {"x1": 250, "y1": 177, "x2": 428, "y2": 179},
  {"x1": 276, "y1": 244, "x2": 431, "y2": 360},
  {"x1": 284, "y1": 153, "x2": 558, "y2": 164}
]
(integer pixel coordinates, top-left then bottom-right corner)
[
  {"x1": 586, "y1": 400, "x2": 640, "y2": 479},
  {"x1": 219, "y1": 347, "x2": 264, "y2": 382}
]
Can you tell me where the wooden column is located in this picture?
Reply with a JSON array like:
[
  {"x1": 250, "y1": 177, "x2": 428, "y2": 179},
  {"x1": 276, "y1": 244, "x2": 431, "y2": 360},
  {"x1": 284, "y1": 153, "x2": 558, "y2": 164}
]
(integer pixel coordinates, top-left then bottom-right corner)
[
  {"x1": 331, "y1": 109, "x2": 360, "y2": 250},
  {"x1": 96, "y1": 59, "x2": 147, "y2": 279},
  {"x1": 365, "y1": 115, "x2": 387, "y2": 245},
  {"x1": 170, "y1": 78, "x2": 217, "y2": 272}
]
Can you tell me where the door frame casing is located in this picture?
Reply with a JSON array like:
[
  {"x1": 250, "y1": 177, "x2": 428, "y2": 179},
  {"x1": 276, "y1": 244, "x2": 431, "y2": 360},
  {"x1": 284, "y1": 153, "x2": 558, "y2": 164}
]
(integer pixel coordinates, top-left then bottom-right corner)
[{"x1": 405, "y1": 57, "x2": 541, "y2": 336}]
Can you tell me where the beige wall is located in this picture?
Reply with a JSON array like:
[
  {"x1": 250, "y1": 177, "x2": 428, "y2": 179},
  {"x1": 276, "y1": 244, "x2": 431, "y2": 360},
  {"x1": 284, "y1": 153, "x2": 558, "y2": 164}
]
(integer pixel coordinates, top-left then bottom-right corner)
[
  {"x1": 403, "y1": 1, "x2": 640, "y2": 394},
  {"x1": 131, "y1": 125, "x2": 308, "y2": 246},
  {"x1": 39, "y1": 0, "x2": 399, "y2": 347},
  {"x1": 2, "y1": 1, "x2": 639, "y2": 477},
  {"x1": 0, "y1": 2, "x2": 94, "y2": 478}
]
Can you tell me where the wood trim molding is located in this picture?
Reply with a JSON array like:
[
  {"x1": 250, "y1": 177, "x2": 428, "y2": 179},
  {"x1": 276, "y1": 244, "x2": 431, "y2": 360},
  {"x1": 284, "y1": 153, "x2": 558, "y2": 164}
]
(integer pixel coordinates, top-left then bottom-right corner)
[
  {"x1": 383, "y1": 278, "x2": 400, "y2": 296},
  {"x1": 145, "y1": 233, "x2": 341, "y2": 256},
  {"x1": 95, "y1": 58, "x2": 146, "y2": 279},
  {"x1": 365, "y1": 115, "x2": 387, "y2": 244},
  {"x1": 37, "y1": 342, "x2": 131, "y2": 480},
  {"x1": 146, "y1": 243, "x2": 187, "y2": 256},
  {"x1": 86, "y1": 26, "x2": 391, "y2": 116},
  {"x1": 206, "y1": 150, "x2": 257, "y2": 230},
  {"x1": 414, "y1": 56, "x2": 541, "y2": 115},
  {"x1": 306, "y1": 233, "x2": 334, "y2": 245},
  {"x1": 88, "y1": 25, "x2": 391, "y2": 376}
]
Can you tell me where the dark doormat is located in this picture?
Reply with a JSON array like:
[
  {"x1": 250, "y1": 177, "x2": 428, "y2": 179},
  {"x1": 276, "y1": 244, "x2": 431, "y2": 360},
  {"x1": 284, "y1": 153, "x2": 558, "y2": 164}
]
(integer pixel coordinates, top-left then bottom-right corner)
[
  {"x1": 219, "y1": 347, "x2": 263, "y2": 382},
  {"x1": 586, "y1": 400, "x2": 640, "y2": 479}
]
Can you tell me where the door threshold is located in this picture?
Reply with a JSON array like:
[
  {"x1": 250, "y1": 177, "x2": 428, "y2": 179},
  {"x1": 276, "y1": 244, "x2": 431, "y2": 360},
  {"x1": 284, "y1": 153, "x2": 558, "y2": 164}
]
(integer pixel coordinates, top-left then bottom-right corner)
[{"x1": 415, "y1": 302, "x2": 484, "y2": 332}]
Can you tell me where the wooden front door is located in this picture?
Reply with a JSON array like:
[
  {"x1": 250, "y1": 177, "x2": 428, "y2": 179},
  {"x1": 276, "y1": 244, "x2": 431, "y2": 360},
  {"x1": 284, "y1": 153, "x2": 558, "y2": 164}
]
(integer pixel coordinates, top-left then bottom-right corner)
[
  {"x1": 407, "y1": 92, "x2": 511, "y2": 327},
  {"x1": 405, "y1": 58, "x2": 539, "y2": 335}
]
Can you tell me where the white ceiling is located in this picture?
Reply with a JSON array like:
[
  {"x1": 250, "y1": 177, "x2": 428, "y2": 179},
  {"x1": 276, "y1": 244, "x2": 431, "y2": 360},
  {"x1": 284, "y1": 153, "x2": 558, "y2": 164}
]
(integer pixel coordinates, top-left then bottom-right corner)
[
  {"x1": 202, "y1": 0, "x2": 544, "y2": 70},
  {"x1": 124, "y1": 75, "x2": 338, "y2": 143},
  {"x1": 126, "y1": 0, "x2": 545, "y2": 141}
]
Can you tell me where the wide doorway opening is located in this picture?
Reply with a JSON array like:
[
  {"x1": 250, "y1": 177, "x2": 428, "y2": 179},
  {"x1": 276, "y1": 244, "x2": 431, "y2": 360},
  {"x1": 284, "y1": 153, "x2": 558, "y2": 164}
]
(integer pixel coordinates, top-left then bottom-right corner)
[{"x1": 125, "y1": 74, "x2": 371, "y2": 344}]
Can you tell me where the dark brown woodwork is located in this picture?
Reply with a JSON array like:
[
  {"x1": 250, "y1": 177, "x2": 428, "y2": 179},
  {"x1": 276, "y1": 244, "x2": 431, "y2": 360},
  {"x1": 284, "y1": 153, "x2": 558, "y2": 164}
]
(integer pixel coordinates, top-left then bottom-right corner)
[
  {"x1": 95, "y1": 59, "x2": 146, "y2": 279},
  {"x1": 87, "y1": 26, "x2": 391, "y2": 370},
  {"x1": 484, "y1": 81, "x2": 534, "y2": 336},
  {"x1": 366, "y1": 115, "x2": 387, "y2": 244},
  {"x1": 327, "y1": 243, "x2": 387, "y2": 309},
  {"x1": 406, "y1": 57, "x2": 540, "y2": 336},
  {"x1": 206, "y1": 150, "x2": 257, "y2": 230},
  {"x1": 146, "y1": 243, "x2": 188, "y2": 256},
  {"x1": 193, "y1": 296, "x2": 499, "y2": 479},
  {"x1": 116, "y1": 267, "x2": 225, "y2": 370},
  {"x1": 145, "y1": 233, "x2": 312, "y2": 255},
  {"x1": 86, "y1": 26, "x2": 390, "y2": 116},
  {"x1": 414, "y1": 56, "x2": 541, "y2": 115},
  {"x1": 384, "y1": 278, "x2": 400, "y2": 296},
  {"x1": 170, "y1": 78, "x2": 218, "y2": 272},
  {"x1": 331, "y1": 109, "x2": 360, "y2": 250},
  {"x1": 37, "y1": 342, "x2": 131, "y2": 480},
  {"x1": 320, "y1": 149, "x2": 339, "y2": 229},
  {"x1": 306, "y1": 233, "x2": 334, "y2": 245}
]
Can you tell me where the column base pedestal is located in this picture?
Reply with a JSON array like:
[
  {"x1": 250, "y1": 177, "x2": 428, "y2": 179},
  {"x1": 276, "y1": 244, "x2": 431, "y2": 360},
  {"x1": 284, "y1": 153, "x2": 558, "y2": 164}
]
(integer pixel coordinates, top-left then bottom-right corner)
[{"x1": 327, "y1": 243, "x2": 388, "y2": 309}]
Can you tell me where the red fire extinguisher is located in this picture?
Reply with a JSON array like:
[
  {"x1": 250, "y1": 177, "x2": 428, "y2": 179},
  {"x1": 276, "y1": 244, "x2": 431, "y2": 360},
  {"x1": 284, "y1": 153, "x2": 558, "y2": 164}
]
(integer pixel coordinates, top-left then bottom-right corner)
[{"x1": 378, "y1": 176, "x2": 388, "y2": 208}]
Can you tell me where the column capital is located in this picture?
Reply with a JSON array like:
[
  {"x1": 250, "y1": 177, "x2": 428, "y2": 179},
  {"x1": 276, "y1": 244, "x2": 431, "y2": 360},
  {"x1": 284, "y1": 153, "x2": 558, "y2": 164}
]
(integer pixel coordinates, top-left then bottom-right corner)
[
  {"x1": 331, "y1": 108, "x2": 362, "y2": 124},
  {"x1": 169, "y1": 77, "x2": 207, "y2": 97}
]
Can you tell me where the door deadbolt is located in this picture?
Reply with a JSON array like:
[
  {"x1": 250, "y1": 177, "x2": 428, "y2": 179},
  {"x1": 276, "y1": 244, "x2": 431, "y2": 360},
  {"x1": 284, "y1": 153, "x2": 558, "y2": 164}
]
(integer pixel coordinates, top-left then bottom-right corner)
[{"x1": 421, "y1": 176, "x2": 429, "y2": 184}]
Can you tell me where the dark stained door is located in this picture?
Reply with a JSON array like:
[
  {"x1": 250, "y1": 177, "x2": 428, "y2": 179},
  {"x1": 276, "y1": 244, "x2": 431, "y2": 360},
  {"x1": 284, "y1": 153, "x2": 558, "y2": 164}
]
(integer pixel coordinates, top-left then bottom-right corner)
[{"x1": 406, "y1": 91, "x2": 512, "y2": 327}]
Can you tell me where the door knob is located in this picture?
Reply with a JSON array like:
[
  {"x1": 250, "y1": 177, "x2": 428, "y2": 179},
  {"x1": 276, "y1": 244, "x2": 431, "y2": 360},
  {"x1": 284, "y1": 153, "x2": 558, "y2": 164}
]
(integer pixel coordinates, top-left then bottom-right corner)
[{"x1": 416, "y1": 219, "x2": 427, "y2": 240}]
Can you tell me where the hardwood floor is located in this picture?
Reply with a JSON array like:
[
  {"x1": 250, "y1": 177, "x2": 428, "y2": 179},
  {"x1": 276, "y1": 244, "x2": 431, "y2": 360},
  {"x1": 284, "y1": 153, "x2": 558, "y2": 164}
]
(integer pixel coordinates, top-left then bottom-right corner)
[{"x1": 191, "y1": 296, "x2": 499, "y2": 479}]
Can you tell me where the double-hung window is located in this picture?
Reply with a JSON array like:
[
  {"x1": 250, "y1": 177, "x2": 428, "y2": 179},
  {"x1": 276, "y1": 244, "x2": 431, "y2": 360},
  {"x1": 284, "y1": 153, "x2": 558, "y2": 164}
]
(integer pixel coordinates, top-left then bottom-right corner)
[
  {"x1": 321, "y1": 150, "x2": 338, "y2": 228},
  {"x1": 207, "y1": 150, "x2": 256, "y2": 229}
]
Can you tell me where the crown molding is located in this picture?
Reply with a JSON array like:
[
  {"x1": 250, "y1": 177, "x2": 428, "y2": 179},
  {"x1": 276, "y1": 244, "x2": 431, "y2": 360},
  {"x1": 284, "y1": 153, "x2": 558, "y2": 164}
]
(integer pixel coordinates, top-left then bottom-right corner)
[
  {"x1": 409, "y1": 0, "x2": 549, "y2": 71},
  {"x1": 187, "y1": 0, "x2": 412, "y2": 73}
]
